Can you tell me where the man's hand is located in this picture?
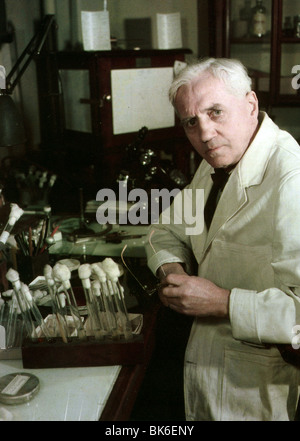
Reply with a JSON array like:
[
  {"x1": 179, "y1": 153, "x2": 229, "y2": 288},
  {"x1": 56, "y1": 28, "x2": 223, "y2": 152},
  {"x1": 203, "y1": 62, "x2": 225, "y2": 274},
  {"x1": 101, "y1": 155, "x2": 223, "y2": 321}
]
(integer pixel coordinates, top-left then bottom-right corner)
[{"x1": 159, "y1": 272, "x2": 230, "y2": 318}]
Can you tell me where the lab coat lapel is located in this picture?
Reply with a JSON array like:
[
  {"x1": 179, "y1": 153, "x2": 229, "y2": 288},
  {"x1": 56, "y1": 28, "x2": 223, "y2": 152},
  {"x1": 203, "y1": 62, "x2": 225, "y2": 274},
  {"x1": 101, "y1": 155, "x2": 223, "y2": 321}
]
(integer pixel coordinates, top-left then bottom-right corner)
[
  {"x1": 202, "y1": 112, "x2": 277, "y2": 254},
  {"x1": 203, "y1": 169, "x2": 247, "y2": 253},
  {"x1": 191, "y1": 112, "x2": 277, "y2": 260}
]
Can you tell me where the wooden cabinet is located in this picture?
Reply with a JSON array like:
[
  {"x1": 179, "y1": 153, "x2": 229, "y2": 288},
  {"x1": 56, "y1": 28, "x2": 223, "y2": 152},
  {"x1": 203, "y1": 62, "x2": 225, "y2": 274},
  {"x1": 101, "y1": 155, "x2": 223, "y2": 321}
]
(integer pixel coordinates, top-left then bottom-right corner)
[
  {"x1": 36, "y1": 49, "x2": 193, "y2": 187},
  {"x1": 208, "y1": 0, "x2": 300, "y2": 108}
]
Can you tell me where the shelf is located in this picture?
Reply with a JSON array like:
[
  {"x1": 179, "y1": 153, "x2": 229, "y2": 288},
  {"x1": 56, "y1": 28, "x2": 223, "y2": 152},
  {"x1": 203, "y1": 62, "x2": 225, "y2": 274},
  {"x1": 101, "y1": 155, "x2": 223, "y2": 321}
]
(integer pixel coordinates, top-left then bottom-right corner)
[
  {"x1": 209, "y1": 0, "x2": 300, "y2": 107},
  {"x1": 55, "y1": 48, "x2": 192, "y2": 61},
  {"x1": 276, "y1": 95, "x2": 300, "y2": 105},
  {"x1": 248, "y1": 68, "x2": 270, "y2": 77},
  {"x1": 230, "y1": 36, "x2": 271, "y2": 44},
  {"x1": 280, "y1": 36, "x2": 300, "y2": 43}
]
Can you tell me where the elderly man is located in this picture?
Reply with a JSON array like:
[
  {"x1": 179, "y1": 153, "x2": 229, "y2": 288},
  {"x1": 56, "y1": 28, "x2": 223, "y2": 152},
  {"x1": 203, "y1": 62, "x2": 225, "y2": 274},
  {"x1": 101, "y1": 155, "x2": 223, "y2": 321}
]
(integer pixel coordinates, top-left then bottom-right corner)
[{"x1": 145, "y1": 58, "x2": 300, "y2": 421}]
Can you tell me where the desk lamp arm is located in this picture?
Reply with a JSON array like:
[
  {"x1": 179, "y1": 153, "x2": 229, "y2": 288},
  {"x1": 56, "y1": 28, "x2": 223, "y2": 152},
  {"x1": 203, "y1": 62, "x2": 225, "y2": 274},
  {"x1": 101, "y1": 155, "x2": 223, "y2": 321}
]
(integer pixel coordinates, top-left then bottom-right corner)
[{"x1": 5, "y1": 14, "x2": 56, "y2": 95}]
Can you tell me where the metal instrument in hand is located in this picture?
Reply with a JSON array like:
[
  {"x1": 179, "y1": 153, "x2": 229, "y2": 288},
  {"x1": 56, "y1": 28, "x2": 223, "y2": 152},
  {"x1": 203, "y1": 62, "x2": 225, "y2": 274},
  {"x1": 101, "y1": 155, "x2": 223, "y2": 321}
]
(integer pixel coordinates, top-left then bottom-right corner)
[{"x1": 121, "y1": 244, "x2": 163, "y2": 296}]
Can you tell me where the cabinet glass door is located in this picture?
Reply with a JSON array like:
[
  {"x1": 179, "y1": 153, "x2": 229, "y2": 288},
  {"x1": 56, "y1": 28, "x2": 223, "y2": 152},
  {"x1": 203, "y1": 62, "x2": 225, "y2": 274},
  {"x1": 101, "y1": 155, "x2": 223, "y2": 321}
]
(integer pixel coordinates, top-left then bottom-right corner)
[
  {"x1": 229, "y1": 0, "x2": 273, "y2": 106},
  {"x1": 280, "y1": 0, "x2": 300, "y2": 100}
]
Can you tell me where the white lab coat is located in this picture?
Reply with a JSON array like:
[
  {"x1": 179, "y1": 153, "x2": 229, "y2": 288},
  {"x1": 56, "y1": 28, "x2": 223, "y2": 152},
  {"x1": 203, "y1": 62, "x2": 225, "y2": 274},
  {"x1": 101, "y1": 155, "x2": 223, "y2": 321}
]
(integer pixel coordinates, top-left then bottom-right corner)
[{"x1": 146, "y1": 112, "x2": 300, "y2": 420}]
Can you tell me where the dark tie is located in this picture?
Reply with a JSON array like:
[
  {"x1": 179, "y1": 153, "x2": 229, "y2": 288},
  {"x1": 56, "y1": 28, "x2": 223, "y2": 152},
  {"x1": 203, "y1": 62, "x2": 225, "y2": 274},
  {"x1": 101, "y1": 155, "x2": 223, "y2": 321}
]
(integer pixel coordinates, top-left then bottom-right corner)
[{"x1": 204, "y1": 168, "x2": 230, "y2": 230}]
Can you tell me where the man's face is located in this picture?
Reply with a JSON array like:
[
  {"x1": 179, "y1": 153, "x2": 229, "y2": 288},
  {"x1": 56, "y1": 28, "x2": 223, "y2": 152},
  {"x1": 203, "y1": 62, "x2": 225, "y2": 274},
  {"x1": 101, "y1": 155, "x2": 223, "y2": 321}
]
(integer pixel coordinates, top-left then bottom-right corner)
[{"x1": 175, "y1": 73, "x2": 259, "y2": 169}]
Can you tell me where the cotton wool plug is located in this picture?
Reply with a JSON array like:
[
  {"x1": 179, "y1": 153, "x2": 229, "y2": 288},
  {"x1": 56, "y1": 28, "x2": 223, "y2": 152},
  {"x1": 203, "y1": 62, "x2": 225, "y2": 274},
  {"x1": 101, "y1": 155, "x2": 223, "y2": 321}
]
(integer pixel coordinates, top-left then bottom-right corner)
[
  {"x1": 101, "y1": 258, "x2": 121, "y2": 282},
  {"x1": 78, "y1": 264, "x2": 92, "y2": 289}
]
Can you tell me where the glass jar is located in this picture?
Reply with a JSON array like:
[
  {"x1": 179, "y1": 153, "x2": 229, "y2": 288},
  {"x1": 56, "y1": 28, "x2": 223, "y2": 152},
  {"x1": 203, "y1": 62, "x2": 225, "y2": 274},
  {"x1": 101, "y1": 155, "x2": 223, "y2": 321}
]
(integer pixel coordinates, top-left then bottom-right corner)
[
  {"x1": 239, "y1": 0, "x2": 252, "y2": 37},
  {"x1": 294, "y1": 15, "x2": 300, "y2": 38},
  {"x1": 252, "y1": 0, "x2": 267, "y2": 37}
]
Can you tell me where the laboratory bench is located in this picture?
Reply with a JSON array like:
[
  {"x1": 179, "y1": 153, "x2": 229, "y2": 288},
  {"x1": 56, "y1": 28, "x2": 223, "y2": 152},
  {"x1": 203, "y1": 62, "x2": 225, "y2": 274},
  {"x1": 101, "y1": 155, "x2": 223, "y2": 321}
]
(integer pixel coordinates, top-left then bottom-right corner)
[
  {"x1": 0, "y1": 213, "x2": 191, "y2": 421},
  {"x1": 0, "y1": 292, "x2": 190, "y2": 422},
  {"x1": 48, "y1": 223, "x2": 149, "y2": 259},
  {"x1": 0, "y1": 218, "x2": 175, "y2": 421},
  {"x1": 0, "y1": 359, "x2": 121, "y2": 421},
  {"x1": 0, "y1": 298, "x2": 160, "y2": 421}
]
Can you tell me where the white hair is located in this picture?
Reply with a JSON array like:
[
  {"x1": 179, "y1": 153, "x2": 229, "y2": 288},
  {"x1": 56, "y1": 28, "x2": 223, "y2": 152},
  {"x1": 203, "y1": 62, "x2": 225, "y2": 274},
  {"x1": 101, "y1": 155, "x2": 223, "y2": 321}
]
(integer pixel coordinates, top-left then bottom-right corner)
[{"x1": 169, "y1": 57, "x2": 252, "y2": 105}]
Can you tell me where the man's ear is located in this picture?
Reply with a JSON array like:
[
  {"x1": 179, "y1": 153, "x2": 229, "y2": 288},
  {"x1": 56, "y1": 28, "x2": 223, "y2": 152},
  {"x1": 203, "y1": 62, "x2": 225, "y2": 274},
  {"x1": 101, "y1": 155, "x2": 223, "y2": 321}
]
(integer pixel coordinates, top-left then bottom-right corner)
[{"x1": 247, "y1": 91, "x2": 259, "y2": 117}]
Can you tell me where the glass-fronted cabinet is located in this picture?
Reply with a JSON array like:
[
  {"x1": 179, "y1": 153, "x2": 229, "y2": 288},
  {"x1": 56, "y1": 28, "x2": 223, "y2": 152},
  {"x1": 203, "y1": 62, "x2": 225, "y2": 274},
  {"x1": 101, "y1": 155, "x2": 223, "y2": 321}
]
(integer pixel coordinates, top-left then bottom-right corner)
[
  {"x1": 208, "y1": 0, "x2": 300, "y2": 107},
  {"x1": 230, "y1": 0, "x2": 272, "y2": 106},
  {"x1": 278, "y1": 0, "x2": 300, "y2": 102}
]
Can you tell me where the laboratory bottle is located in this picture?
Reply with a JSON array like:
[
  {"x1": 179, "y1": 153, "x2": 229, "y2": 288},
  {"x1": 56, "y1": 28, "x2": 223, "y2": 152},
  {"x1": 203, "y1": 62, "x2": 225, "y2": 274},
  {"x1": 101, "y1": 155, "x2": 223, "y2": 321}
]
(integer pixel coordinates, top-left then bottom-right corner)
[
  {"x1": 252, "y1": 0, "x2": 267, "y2": 37},
  {"x1": 239, "y1": 0, "x2": 252, "y2": 37},
  {"x1": 294, "y1": 15, "x2": 300, "y2": 38}
]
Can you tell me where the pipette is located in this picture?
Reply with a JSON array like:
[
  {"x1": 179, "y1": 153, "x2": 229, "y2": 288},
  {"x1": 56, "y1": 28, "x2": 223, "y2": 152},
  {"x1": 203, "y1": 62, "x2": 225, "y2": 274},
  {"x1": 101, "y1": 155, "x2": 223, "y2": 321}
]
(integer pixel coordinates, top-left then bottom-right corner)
[
  {"x1": 0, "y1": 203, "x2": 24, "y2": 246},
  {"x1": 53, "y1": 263, "x2": 86, "y2": 340},
  {"x1": 53, "y1": 289, "x2": 70, "y2": 337},
  {"x1": 101, "y1": 258, "x2": 133, "y2": 340},
  {"x1": 78, "y1": 264, "x2": 105, "y2": 340},
  {"x1": 0, "y1": 291, "x2": 13, "y2": 328},
  {"x1": 43, "y1": 264, "x2": 69, "y2": 343},
  {"x1": 21, "y1": 283, "x2": 53, "y2": 341},
  {"x1": 91, "y1": 280, "x2": 111, "y2": 335},
  {"x1": 91, "y1": 262, "x2": 119, "y2": 338},
  {"x1": 0, "y1": 298, "x2": 5, "y2": 325},
  {"x1": 6, "y1": 294, "x2": 19, "y2": 348},
  {"x1": 6, "y1": 268, "x2": 38, "y2": 342}
]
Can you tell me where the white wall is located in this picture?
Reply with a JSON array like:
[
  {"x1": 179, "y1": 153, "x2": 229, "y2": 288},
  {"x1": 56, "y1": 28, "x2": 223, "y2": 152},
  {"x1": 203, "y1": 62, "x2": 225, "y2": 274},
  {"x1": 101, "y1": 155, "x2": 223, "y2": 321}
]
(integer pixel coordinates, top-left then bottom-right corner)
[
  {"x1": 1, "y1": 0, "x2": 201, "y2": 150},
  {"x1": 1, "y1": 0, "x2": 299, "y2": 150},
  {"x1": 55, "y1": 0, "x2": 198, "y2": 56},
  {"x1": 108, "y1": 0, "x2": 198, "y2": 55}
]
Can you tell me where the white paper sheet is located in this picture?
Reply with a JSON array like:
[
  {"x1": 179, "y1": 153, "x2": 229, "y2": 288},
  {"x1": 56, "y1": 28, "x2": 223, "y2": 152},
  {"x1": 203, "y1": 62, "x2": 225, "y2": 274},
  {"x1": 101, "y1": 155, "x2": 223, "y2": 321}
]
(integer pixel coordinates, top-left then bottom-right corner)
[
  {"x1": 156, "y1": 12, "x2": 182, "y2": 50},
  {"x1": 81, "y1": 10, "x2": 111, "y2": 51},
  {"x1": 111, "y1": 67, "x2": 175, "y2": 135}
]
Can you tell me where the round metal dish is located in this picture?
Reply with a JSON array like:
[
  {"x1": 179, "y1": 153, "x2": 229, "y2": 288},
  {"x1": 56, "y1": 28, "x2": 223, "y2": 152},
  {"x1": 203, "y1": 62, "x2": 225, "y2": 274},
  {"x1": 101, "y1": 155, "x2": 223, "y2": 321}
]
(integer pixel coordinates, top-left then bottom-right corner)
[{"x1": 0, "y1": 373, "x2": 40, "y2": 405}]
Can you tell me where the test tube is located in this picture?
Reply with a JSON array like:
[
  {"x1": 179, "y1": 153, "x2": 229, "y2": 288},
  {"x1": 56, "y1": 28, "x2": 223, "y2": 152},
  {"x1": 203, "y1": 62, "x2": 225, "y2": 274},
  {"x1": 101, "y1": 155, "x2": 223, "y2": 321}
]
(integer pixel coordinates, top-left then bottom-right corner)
[
  {"x1": 0, "y1": 298, "x2": 5, "y2": 325},
  {"x1": 91, "y1": 262, "x2": 119, "y2": 338},
  {"x1": 44, "y1": 264, "x2": 69, "y2": 343},
  {"x1": 6, "y1": 294, "x2": 19, "y2": 348},
  {"x1": 101, "y1": 258, "x2": 133, "y2": 340},
  {"x1": 53, "y1": 263, "x2": 86, "y2": 340},
  {"x1": 78, "y1": 264, "x2": 106, "y2": 340},
  {"x1": 6, "y1": 268, "x2": 38, "y2": 342},
  {"x1": 21, "y1": 283, "x2": 53, "y2": 341},
  {"x1": 91, "y1": 280, "x2": 111, "y2": 336}
]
